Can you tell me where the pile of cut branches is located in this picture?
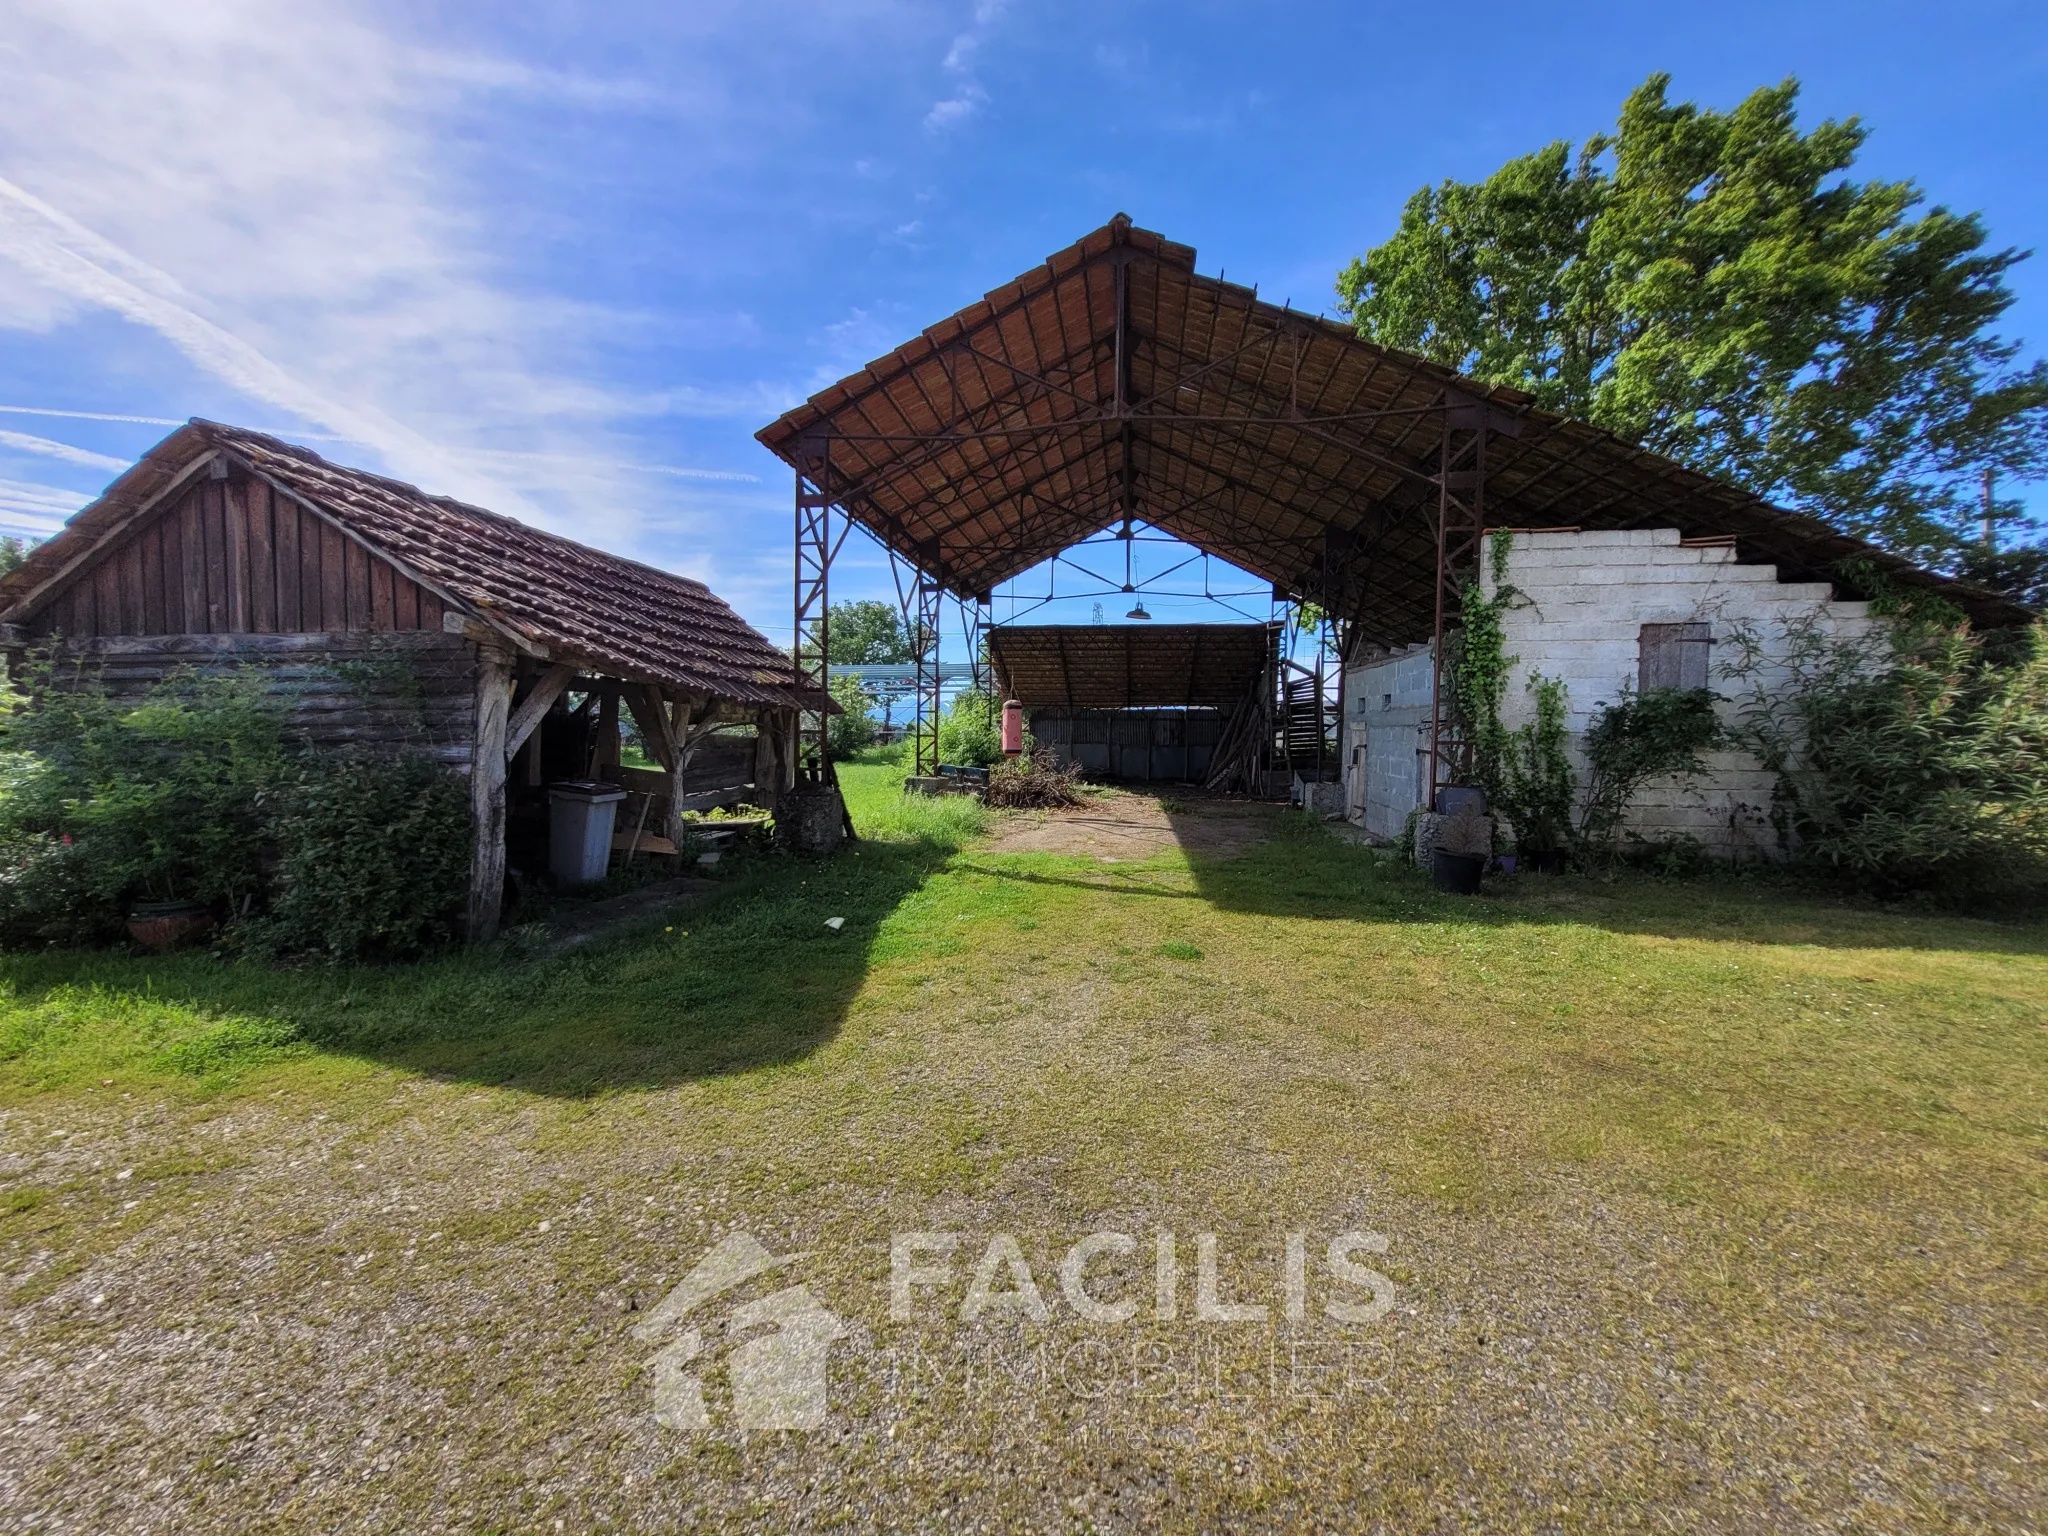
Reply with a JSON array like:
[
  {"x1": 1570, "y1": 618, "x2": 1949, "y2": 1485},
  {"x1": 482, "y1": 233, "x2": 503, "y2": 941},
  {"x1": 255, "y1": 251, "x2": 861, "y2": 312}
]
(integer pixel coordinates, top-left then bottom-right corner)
[{"x1": 985, "y1": 746, "x2": 1084, "y2": 809}]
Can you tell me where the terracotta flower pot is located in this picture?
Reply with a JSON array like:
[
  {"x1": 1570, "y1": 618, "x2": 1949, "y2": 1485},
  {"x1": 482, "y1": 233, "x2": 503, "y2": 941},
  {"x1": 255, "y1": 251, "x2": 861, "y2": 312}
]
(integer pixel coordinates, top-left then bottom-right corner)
[{"x1": 126, "y1": 900, "x2": 214, "y2": 950}]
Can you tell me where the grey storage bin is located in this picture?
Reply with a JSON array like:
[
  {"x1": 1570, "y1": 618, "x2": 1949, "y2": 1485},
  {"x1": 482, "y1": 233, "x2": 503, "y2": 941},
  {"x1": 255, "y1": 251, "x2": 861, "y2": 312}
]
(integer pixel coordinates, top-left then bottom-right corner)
[{"x1": 548, "y1": 780, "x2": 627, "y2": 884}]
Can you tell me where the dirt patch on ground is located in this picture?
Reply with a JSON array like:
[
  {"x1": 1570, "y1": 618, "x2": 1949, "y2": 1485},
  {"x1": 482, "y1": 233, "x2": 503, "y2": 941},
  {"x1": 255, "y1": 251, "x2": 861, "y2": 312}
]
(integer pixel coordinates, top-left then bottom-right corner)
[{"x1": 984, "y1": 789, "x2": 1275, "y2": 859}]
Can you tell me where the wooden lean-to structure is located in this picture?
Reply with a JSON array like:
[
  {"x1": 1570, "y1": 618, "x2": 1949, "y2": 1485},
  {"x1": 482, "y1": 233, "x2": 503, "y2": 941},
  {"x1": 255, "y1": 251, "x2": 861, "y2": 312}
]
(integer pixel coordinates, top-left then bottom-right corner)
[{"x1": 0, "y1": 421, "x2": 810, "y2": 940}]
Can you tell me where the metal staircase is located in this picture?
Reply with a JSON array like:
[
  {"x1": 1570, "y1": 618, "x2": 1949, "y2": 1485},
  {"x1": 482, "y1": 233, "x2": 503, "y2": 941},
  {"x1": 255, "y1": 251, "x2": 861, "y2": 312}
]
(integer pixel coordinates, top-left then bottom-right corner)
[{"x1": 1279, "y1": 661, "x2": 1335, "y2": 778}]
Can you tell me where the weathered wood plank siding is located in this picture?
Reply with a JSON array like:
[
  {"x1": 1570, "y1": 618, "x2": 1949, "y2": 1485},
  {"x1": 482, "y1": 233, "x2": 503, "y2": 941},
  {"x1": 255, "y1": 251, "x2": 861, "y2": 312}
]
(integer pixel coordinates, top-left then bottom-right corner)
[
  {"x1": 38, "y1": 632, "x2": 480, "y2": 769},
  {"x1": 30, "y1": 475, "x2": 444, "y2": 641},
  {"x1": 609, "y1": 740, "x2": 758, "y2": 811}
]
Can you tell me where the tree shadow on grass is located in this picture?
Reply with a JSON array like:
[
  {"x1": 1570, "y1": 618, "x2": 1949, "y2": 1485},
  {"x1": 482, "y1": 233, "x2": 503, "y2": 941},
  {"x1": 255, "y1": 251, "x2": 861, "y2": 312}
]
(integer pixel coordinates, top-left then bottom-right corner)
[
  {"x1": 1166, "y1": 807, "x2": 2048, "y2": 958},
  {"x1": 0, "y1": 837, "x2": 956, "y2": 1099}
]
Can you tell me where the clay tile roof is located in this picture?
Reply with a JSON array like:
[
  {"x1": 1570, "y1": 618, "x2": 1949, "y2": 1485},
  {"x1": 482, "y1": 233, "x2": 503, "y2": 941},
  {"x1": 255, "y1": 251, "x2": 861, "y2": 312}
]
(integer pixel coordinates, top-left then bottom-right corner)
[
  {"x1": 0, "y1": 421, "x2": 806, "y2": 709},
  {"x1": 758, "y1": 214, "x2": 2032, "y2": 642}
]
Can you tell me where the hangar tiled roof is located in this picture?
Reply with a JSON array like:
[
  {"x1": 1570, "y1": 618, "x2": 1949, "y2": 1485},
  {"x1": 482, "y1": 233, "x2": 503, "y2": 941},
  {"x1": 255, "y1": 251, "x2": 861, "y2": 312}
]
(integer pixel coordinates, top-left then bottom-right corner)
[
  {"x1": 989, "y1": 622, "x2": 1278, "y2": 710},
  {"x1": 758, "y1": 215, "x2": 2031, "y2": 643}
]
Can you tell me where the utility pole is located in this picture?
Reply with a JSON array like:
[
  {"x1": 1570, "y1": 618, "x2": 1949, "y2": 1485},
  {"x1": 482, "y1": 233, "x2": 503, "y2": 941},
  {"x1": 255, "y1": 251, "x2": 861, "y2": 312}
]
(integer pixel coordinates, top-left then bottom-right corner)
[{"x1": 1983, "y1": 466, "x2": 1997, "y2": 551}]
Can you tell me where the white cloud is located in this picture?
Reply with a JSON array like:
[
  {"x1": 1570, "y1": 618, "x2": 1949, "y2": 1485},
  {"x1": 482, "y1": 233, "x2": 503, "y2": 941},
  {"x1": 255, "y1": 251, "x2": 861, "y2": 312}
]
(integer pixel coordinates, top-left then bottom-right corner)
[
  {"x1": 0, "y1": 406, "x2": 184, "y2": 427},
  {"x1": 809, "y1": 307, "x2": 910, "y2": 389},
  {"x1": 0, "y1": 476, "x2": 87, "y2": 534},
  {"x1": 924, "y1": 93, "x2": 986, "y2": 132},
  {"x1": 0, "y1": 0, "x2": 714, "y2": 542},
  {"x1": 407, "y1": 51, "x2": 673, "y2": 111},
  {"x1": 466, "y1": 447, "x2": 759, "y2": 484},
  {"x1": 0, "y1": 0, "x2": 998, "y2": 612},
  {"x1": 0, "y1": 174, "x2": 529, "y2": 509},
  {"x1": 924, "y1": 0, "x2": 1007, "y2": 132},
  {"x1": 0, "y1": 429, "x2": 128, "y2": 471}
]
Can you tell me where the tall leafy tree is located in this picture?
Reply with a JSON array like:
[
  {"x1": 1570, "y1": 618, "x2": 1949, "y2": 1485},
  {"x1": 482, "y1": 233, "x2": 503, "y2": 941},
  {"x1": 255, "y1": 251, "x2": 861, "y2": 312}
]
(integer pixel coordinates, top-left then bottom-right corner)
[
  {"x1": 824, "y1": 599, "x2": 913, "y2": 663},
  {"x1": 1336, "y1": 74, "x2": 2048, "y2": 574}
]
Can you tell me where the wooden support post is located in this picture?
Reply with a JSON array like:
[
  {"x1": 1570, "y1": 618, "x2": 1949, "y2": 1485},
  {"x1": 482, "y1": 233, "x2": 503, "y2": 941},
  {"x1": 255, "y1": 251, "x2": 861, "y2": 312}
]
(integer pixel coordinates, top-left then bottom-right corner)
[
  {"x1": 590, "y1": 684, "x2": 621, "y2": 778},
  {"x1": 753, "y1": 709, "x2": 780, "y2": 809},
  {"x1": 467, "y1": 645, "x2": 514, "y2": 942},
  {"x1": 623, "y1": 683, "x2": 698, "y2": 849},
  {"x1": 665, "y1": 691, "x2": 699, "y2": 846},
  {"x1": 622, "y1": 684, "x2": 677, "y2": 772},
  {"x1": 753, "y1": 706, "x2": 799, "y2": 809}
]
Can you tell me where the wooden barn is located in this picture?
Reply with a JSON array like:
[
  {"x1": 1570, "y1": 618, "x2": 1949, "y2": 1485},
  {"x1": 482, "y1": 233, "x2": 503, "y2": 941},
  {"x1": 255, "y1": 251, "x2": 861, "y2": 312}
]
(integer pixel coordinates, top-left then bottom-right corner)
[{"x1": 0, "y1": 421, "x2": 809, "y2": 939}]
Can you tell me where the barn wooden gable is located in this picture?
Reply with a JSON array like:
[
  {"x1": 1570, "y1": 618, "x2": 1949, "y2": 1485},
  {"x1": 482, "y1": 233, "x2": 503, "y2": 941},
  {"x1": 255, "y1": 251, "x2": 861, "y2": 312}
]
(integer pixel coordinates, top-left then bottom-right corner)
[{"x1": 28, "y1": 470, "x2": 446, "y2": 641}]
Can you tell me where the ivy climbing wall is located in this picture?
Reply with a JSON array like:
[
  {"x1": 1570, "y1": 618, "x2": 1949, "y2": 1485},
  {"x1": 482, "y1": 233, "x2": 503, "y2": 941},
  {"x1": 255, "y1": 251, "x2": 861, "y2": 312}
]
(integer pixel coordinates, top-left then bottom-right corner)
[{"x1": 1343, "y1": 529, "x2": 1875, "y2": 856}]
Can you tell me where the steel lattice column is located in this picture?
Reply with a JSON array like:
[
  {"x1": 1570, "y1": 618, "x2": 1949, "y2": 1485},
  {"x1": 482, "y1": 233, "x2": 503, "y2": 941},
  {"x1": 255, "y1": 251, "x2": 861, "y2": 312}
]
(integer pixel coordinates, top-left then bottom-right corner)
[
  {"x1": 793, "y1": 435, "x2": 835, "y2": 784},
  {"x1": 911, "y1": 576, "x2": 944, "y2": 776},
  {"x1": 1426, "y1": 410, "x2": 1488, "y2": 802}
]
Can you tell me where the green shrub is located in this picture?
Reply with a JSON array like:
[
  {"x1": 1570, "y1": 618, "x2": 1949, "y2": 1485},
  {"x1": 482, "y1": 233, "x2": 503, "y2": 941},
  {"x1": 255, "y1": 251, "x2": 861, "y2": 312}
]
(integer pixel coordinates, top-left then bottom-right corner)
[
  {"x1": 0, "y1": 657, "x2": 475, "y2": 957},
  {"x1": 827, "y1": 673, "x2": 879, "y2": 759},
  {"x1": 1498, "y1": 673, "x2": 1576, "y2": 856},
  {"x1": 248, "y1": 752, "x2": 472, "y2": 962},
  {"x1": 937, "y1": 688, "x2": 1003, "y2": 768},
  {"x1": 1722, "y1": 608, "x2": 2048, "y2": 900},
  {"x1": 0, "y1": 665, "x2": 289, "y2": 943},
  {"x1": 1579, "y1": 685, "x2": 1723, "y2": 852}
]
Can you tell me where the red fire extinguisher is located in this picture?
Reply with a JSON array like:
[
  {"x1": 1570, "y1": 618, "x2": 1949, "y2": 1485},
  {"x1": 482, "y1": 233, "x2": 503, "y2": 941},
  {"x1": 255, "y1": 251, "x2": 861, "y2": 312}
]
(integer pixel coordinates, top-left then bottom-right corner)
[{"x1": 1001, "y1": 698, "x2": 1024, "y2": 757}]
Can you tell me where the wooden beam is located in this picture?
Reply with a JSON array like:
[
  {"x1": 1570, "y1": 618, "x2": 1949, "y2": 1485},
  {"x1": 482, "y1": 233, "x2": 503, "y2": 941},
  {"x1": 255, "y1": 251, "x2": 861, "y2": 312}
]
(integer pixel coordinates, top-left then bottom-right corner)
[
  {"x1": 0, "y1": 449, "x2": 222, "y2": 626},
  {"x1": 663, "y1": 691, "x2": 698, "y2": 847},
  {"x1": 752, "y1": 710, "x2": 779, "y2": 808},
  {"x1": 750, "y1": 707, "x2": 797, "y2": 809},
  {"x1": 504, "y1": 663, "x2": 575, "y2": 763},
  {"x1": 467, "y1": 646, "x2": 514, "y2": 942},
  {"x1": 665, "y1": 690, "x2": 697, "y2": 761},
  {"x1": 622, "y1": 683, "x2": 677, "y2": 773}
]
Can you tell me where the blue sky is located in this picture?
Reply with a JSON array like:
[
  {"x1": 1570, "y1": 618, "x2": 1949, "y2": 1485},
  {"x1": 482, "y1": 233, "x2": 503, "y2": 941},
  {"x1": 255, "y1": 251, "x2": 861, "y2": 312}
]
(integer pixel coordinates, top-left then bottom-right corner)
[{"x1": 2, "y1": 0, "x2": 2044, "y2": 646}]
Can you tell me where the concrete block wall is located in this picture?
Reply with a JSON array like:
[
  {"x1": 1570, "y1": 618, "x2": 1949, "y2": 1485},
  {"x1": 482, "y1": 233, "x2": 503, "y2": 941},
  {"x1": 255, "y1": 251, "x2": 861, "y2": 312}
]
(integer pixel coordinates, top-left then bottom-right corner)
[
  {"x1": 1341, "y1": 529, "x2": 1874, "y2": 856},
  {"x1": 1343, "y1": 642, "x2": 1434, "y2": 840}
]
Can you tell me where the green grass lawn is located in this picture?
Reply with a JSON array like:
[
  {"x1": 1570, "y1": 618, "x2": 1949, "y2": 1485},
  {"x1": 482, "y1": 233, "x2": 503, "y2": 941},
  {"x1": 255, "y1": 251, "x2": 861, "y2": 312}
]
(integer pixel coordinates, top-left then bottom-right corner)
[{"x1": 2, "y1": 753, "x2": 2044, "y2": 1532}]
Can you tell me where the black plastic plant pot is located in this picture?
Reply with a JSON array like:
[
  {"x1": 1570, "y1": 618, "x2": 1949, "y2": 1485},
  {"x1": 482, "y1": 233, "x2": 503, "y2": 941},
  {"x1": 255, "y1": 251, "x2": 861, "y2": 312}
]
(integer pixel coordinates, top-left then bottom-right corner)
[{"x1": 1432, "y1": 850, "x2": 1485, "y2": 895}]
